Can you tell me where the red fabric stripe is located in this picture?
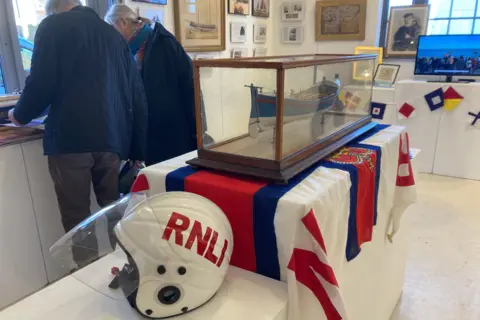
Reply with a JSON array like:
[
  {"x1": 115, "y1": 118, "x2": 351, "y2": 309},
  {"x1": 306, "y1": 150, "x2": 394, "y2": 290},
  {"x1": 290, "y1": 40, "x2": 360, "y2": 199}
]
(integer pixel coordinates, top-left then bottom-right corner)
[
  {"x1": 184, "y1": 171, "x2": 268, "y2": 273},
  {"x1": 288, "y1": 249, "x2": 342, "y2": 320},
  {"x1": 396, "y1": 133, "x2": 415, "y2": 187},
  {"x1": 302, "y1": 209, "x2": 328, "y2": 254},
  {"x1": 354, "y1": 151, "x2": 377, "y2": 245}
]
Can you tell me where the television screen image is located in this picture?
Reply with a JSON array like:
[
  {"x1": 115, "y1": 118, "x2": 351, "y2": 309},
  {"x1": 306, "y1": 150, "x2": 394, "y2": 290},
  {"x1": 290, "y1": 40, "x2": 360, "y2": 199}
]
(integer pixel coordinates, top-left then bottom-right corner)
[{"x1": 415, "y1": 35, "x2": 480, "y2": 77}]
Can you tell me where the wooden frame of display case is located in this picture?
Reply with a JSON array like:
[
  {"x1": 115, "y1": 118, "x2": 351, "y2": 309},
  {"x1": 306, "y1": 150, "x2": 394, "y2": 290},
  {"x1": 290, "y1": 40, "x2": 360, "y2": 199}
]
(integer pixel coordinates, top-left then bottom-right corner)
[{"x1": 188, "y1": 54, "x2": 378, "y2": 183}]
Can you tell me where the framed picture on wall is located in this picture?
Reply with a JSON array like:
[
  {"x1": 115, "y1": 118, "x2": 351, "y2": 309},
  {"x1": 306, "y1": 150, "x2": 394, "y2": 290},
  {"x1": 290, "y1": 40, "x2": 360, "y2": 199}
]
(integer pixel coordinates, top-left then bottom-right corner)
[
  {"x1": 353, "y1": 46, "x2": 383, "y2": 80},
  {"x1": 135, "y1": 6, "x2": 164, "y2": 25},
  {"x1": 232, "y1": 48, "x2": 248, "y2": 58},
  {"x1": 315, "y1": 0, "x2": 367, "y2": 41},
  {"x1": 374, "y1": 64, "x2": 401, "y2": 87},
  {"x1": 173, "y1": 0, "x2": 226, "y2": 52},
  {"x1": 254, "y1": 47, "x2": 267, "y2": 57},
  {"x1": 231, "y1": 22, "x2": 247, "y2": 43},
  {"x1": 281, "y1": 2, "x2": 305, "y2": 21},
  {"x1": 253, "y1": 24, "x2": 267, "y2": 43},
  {"x1": 228, "y1": 0, "x2": 250, "y2": 15},
  {"x1": 252, "y1": 0, "x2": 270, "y2": 18},
  {"x1": 282, "y1": 25, "x2": 304, "y2": 44},
  {"x1": 132, "y1": 0, "x2": 167, "y2": 4},
  {"x1": 385, "y1": 5, "x2": 430, "y2": 58}
]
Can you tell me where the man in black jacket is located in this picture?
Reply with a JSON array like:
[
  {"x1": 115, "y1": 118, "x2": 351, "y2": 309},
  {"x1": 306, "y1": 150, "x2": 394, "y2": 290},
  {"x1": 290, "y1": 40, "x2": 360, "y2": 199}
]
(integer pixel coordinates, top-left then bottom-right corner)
[{"x1": 9, "y1": 0, "x2": 148, "y2": 266}]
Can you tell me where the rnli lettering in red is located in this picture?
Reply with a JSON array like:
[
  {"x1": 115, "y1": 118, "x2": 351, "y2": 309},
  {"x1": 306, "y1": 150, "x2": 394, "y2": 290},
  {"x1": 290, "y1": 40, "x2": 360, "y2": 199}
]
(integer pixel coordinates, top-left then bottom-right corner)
[{"x1": 162, "y1": 212, "x2": 229, "y2": 268}]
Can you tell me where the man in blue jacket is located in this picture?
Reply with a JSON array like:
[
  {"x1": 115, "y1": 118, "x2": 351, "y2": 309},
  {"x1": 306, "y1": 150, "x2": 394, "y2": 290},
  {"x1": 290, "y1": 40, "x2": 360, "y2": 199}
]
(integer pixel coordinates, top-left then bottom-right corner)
[
  {"x1": 105, "y1": 5, "x2": 199, "y2": 166},
  {"x1": 9, "y1": 0, "x2": 148, "y2": 266}
]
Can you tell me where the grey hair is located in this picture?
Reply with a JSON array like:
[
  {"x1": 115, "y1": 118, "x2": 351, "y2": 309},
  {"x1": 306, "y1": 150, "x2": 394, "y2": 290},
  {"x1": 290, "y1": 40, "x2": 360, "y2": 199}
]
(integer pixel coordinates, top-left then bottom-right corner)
[
  {"x1": 45, "y1": 0, "x2": 82, "y2": 15},
  {"x1": 105, "y1": 4, "x2": 151, "y2": 26}
]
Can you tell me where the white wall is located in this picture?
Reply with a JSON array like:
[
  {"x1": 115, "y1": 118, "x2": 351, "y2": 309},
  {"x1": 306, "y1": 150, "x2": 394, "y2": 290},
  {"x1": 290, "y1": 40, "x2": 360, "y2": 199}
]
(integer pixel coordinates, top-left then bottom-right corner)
[
  {"x1": 125, "y1": 0, "x2": 274, "y2": 58},
  {"x1": 124, "y1": 1, "x2": 276, "y2": 140},
  {"x1": 271, "y1": 0, "x2": 384, "y2": 56},
  {"x1": 123, "y1": 0, "x2": 434, "y2": 140}
]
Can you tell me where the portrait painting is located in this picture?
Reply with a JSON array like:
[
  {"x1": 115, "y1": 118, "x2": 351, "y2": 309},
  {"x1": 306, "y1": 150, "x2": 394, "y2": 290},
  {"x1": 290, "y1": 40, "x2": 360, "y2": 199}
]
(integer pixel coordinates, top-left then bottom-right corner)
[
  {"x1": 228, "y1": 0, "x2": 250, "y2": 15},
  {"x1": 315, "y1": 0, "x2": 366, "y2": 41},
  {"x1": 174, "y1": 0, "x2": 225, "y2": 52},
  {"x1": 385, "y1": 5, "x2": 430, "y2": 58},
  {"x1": 253, "y1": 0, "x2": 270, "y2": 18}
]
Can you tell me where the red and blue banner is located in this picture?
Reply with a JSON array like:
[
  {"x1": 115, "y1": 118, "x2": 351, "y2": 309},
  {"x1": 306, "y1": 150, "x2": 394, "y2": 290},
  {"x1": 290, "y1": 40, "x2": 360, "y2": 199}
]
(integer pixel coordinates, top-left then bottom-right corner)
[{"x1": 166, "y1": 124, "x2": 389, "y2": 280}]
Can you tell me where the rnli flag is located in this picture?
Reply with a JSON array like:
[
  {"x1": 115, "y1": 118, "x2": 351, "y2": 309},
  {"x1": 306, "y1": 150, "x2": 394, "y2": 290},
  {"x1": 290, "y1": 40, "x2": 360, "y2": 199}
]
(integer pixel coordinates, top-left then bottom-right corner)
[{"x1": 165, "y1": 125, "x2": 388, "y2": 281}]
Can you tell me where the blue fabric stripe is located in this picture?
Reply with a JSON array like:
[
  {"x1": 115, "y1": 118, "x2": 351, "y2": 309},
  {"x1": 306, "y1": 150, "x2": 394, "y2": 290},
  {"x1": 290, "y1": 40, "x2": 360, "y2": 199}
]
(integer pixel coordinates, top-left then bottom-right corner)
[
  {"x1": 165, "y1": 166, "x2": 197, "y2": 192},
  {"x1": 162, "y1": 123, "x2": 391, "y2": 273},
  {"x1": 253, "y1": 159, "x2": 330, "y2": 280},
  {"x1": 354, "y1": 143, "x2": 382, "y2": 225},
  {"x1": 320, "y1": 161, "x2": 361, "y2": 261}
]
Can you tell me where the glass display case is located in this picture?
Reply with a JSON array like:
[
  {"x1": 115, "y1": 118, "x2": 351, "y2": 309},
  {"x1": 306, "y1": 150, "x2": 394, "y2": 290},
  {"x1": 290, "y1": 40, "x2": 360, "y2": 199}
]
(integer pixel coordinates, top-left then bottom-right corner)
[{"x1": 188, "y1": 54, "x2": 378, "y2": 183}]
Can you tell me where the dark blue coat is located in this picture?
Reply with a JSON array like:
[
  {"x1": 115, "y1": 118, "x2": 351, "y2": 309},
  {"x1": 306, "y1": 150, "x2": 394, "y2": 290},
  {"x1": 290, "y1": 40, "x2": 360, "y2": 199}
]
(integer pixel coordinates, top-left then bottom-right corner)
[
  {"x1": 14, "y1": 6, "x2": 148, "y2": 161},
  {"x1": 140, "y1": 23, "x2": 197, "y2": 166}
]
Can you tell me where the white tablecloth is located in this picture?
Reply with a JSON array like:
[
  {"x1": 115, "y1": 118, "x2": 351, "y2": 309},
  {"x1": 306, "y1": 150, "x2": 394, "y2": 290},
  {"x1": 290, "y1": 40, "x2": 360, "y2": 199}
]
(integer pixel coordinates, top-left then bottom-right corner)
[
  {"x1": 0, "y1": 252, "x2": 288, "y2": 320},
  {"x1": 138, "y1": 125, "x2": 417, "y2": 320}
]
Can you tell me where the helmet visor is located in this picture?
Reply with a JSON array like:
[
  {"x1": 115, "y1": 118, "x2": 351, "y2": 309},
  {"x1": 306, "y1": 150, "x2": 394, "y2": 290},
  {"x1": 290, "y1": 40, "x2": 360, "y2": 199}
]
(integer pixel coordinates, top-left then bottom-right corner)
[{"x1": 49, "y1": 193, "x2": 147, "y2": 300}]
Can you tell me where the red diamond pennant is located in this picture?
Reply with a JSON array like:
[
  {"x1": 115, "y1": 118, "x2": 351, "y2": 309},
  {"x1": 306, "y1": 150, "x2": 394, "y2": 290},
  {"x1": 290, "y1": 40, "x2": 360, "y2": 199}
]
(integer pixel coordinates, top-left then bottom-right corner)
[{"x1": 399, "y1": 103, "x2": 415, "y2": 119}]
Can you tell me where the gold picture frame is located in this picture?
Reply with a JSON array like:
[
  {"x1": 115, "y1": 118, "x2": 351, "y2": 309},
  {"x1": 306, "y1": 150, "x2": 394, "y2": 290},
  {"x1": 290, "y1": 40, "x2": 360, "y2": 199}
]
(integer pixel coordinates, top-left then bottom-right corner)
[
  {"x1": 353, "y1": 46, "x2": 383, "y2": 80},
  {"x1": 174, "y1": 0, "x2": 226, "y2": 52},
  {"x1": 315, "y1": 0, "x2": 367, "y2": 41}
]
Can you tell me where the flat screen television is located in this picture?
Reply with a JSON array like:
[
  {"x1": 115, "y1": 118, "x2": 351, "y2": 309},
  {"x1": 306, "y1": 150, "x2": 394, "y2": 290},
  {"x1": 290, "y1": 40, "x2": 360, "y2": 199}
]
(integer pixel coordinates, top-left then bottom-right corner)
[{"x1": 414, "y1": 35, "x2": 480, "y2": 82}]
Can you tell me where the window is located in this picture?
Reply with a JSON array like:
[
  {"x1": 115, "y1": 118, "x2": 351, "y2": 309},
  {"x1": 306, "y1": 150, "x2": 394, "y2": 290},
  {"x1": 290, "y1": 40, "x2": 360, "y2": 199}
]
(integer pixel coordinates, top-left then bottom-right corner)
[
  {"x1": 0, "y1": 0, "x2": 106, "y2": 94},
  {"x1": 11, "y1": 0, "x2": 86, "y2": 72},
  {"x1": 0, "y1": 62, "x2": 5, "y2": 94},
  {"x1": 429, "y1": 0, "x2": 480, "y2": 35},
  {"x1": 381, "y1": 0, "x2": 480, "y2": 47}
]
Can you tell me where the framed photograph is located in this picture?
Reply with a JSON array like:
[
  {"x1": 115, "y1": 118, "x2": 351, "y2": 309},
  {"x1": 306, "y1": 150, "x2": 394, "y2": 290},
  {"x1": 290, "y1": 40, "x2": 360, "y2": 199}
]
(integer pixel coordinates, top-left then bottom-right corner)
[
  {"x1": 231, "y1": 22, "x2": 247, "y2": 43},
  {"x1": 136, "y1": 6, "x2": 164, "y2": 25},
  {"x1": 173, "y1": 0, "x2": 226, "y2": 52},
  {"x1": 253, "y1": 24, "x2": 267, "y2": 43},
  {"x1": 282, "y1": 25, "x2": 304, "y2": 44},
  {"x1": 315, "y1": 0, "x2": 367, "y2": 41},
  {"x1": 228, "y1": 0, "x2": 250, "y2": 15},
  {"x1": 195, "y1": 54, "x2": 216, "y2": 60},
  {"x1": 231, "y1": 48, "x2": 248, "y2": 58},
  {"x1": 132, "y1": 0, "x2": 167, "y2": 4},
  {"x1": 385, "y1": 5, "x2": 430, "y2": 58},
  {"x1": 253, "y1": 0, "x2": 270, "y2": 18},
  {"x1": 281, "y1": 2, "x2": 305, "y2": 21},
  {"x1": 254, "y1": 47, "x2": 267, "y2": 57},
  {"x1": 353, "y1": 46, "x2": 383, "y2": 80},
  {"x1": 374, "y1": 64, "x2": 401, "y2": 87}
]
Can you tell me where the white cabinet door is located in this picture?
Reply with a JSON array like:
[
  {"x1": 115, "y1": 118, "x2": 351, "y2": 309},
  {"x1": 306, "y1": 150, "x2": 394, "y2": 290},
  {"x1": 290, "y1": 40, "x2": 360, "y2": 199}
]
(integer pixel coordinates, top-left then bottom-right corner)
[{"x1": 0, "y1": 144, "x2": 47, "y2": 309}]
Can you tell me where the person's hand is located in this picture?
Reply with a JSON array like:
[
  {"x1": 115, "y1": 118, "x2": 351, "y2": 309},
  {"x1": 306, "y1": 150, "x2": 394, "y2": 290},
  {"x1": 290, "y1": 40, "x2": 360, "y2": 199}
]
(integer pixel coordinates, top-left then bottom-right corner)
[
  {"x1": 8, "y1": 109, "x2": 21, "y2": 126},
  {"x1": 134, "y1": 160, "x2": 145, "y2": 169}
]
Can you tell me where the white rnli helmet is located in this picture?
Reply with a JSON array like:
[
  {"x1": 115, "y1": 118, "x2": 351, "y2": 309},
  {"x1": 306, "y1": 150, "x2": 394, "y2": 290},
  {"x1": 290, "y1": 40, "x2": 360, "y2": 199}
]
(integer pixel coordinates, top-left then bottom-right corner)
[{"x1": 114, "y1": 192, "x2": 234, "y2": 318}]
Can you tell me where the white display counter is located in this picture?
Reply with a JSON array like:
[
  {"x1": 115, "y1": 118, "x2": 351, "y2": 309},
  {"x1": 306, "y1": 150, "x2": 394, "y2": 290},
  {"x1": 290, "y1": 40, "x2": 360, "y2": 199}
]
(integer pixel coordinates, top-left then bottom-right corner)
[
  {"x1": 0, "y1": 140, "x2": 47, "y2": 309},
  {"x1": 0, "y1": 136, "x2": 99, "y2": 309},
  {"x1": 0, "y1": 252, "x2": 288, "y2": 320}
]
